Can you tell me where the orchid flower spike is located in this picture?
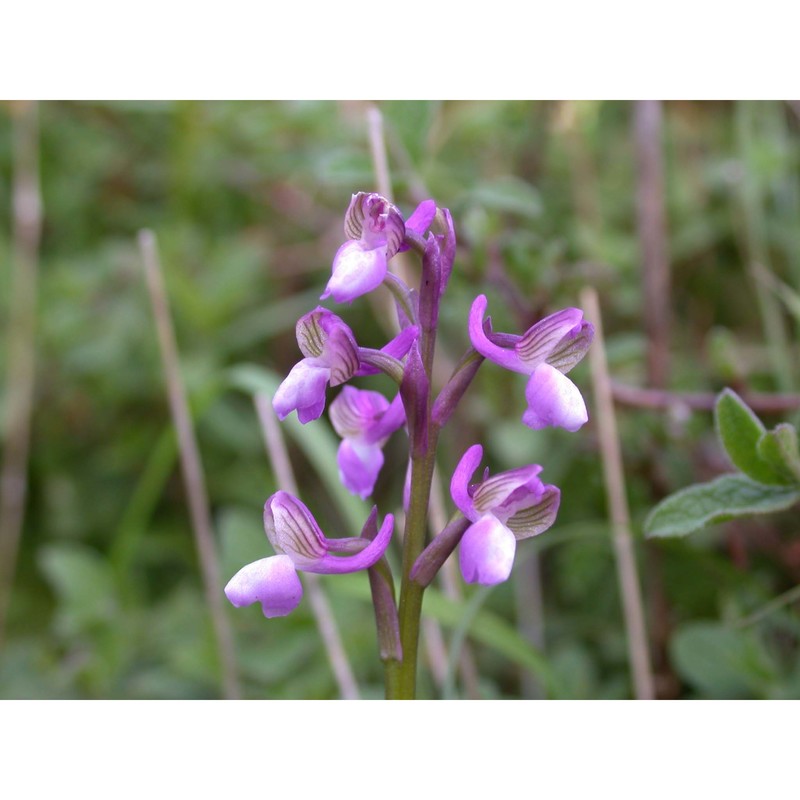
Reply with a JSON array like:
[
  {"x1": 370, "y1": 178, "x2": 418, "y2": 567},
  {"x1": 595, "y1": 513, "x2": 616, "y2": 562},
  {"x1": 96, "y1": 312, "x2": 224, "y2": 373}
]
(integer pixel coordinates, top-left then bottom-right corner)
[
  {"x1": 468, "y1": 295, "x2": 594, "y2": 432},
  {"x1": 450, "y1": 444, "x2": 560, "y2": 586},
  {"x1": 329, "y1": 388, "x2": 406, "y2": 499},
  {"x1": 322, "y1": 192, "x2": 437, "y2": 304},
  {"x1": 272, "y1": 307, "x2": 360, "y2": 423},
  {"x1": 225, "y1": 491, "x2": 394, "y2": 618}
]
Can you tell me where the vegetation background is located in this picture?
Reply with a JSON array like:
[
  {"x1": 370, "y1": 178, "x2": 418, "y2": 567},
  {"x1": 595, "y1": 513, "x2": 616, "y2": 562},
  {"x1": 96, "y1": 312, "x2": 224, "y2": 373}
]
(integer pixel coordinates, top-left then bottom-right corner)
[{"x1": 2, "y1": 100, "x2": 799, "y2": 699}]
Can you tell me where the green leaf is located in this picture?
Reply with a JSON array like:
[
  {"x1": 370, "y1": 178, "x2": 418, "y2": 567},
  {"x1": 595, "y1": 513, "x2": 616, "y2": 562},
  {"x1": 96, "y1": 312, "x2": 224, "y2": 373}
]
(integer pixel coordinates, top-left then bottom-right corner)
[
  {"x1": 715, "y1": 389, "x2": 790, "y2": 485},
  {"x1": 644, "y1": 474, "x2": 800, "y2": 538},
  {"x1": 469, "y1": 177, "x2": 542, "y2": 219},
  {"x1": 671, "y1": 622, "x2": 777, "y2": 698},
  {"x1": 38, "y1": 544, "x2": 118, "y2": 636},
  {"x1": 757, "y1": 423, "x2": 800, "y2": 483}
]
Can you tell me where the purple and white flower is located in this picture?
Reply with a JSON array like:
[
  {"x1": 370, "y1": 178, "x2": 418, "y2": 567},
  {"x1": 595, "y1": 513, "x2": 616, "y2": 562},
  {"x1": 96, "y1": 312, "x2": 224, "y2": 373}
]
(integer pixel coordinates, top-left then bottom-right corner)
[
  {"x1": 225, "y1": 491, "x2": 394, "y2": 618},
  {"x1": 329, "y1": 387, "x2": 406, "y2": 499},
  {"x1": 450, "y1": 444, "x2": 560, "y2": 586},
  {"x1": 322, "y1": 192, "x2": 436, "y2": 304},
  {"x1": 272, "y1": 307, "x2": 360, "y2": 424},
  {"x1": 468, "y1": 295, "x2": 594, "y2": 432}
]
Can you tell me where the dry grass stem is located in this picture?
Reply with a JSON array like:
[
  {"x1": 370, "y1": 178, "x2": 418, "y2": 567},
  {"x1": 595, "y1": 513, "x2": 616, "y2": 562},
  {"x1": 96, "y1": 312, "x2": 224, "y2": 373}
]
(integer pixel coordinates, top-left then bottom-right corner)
[
  {"x1": 138, "y1": 229, "x2": 240, "y2": 699},
  {"x1": 582, "y1": 287, "x2": 655, "y2": 700}
]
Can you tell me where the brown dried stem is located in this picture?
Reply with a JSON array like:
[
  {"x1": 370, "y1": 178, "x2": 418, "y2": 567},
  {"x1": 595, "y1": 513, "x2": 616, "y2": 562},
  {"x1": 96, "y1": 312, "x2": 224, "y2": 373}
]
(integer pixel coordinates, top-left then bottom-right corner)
[
  {"x1": 138, "y1": 230, "x2": 240, "y2": 699},
  {"x1": 582, "y1": 287, "x2": 655, "y2": 700}
]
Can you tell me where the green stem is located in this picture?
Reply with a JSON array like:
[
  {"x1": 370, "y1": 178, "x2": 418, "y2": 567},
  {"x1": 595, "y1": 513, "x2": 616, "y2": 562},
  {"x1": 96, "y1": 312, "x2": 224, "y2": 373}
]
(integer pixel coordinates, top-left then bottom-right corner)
[
  {"x1": 391, "y1": 427, "x2": 440, "y2": 699},
  {"x1": 386, "y1": 222, "x2": 443, "y2": 699}
]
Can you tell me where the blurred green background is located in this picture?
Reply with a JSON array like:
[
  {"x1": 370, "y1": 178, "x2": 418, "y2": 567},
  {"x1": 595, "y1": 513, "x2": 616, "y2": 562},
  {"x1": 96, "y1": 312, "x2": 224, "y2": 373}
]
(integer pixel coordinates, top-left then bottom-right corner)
[{"x1": 1, "y1": 100, "x2": 799, "y2": 699}]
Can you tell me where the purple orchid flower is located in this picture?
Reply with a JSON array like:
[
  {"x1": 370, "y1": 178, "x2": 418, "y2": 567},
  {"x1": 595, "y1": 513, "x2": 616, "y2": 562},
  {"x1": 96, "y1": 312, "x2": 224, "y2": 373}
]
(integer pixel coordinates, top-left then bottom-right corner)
[
  {"x1": 450, "y1": 444, "x2": 560, "y2": 586},
  {"x1": 272, "y1": 307, "x2": 360, "y2": 423},
  {"x1": 468, "y1": 295, "x2": 594, "y2": 432},
  {"x1": 225, "y1": 491, "x2": 394, "y2": 618},
  {"x1": 321, "y1": 192, "x2": 437, "y2": 304},
  {"x1": 329, "y1": 387, "x2": 406, "y2": 499}
]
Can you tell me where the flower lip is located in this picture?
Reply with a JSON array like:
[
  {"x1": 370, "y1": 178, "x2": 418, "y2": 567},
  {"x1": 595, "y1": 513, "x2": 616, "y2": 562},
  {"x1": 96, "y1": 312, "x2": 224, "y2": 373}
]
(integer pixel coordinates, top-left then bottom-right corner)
[
  {"x1": 322, "y1": 240, "x2": 388, "y2": 303},
  {"x1": 224, "y1": 554, "x2": 303, "y2": 618},
  {"x1": 459, "y1": 514, "x2": 516, "y2": 586},
  {"x1": 522, "y1": 364, "x2": 588, "y2": 432}
]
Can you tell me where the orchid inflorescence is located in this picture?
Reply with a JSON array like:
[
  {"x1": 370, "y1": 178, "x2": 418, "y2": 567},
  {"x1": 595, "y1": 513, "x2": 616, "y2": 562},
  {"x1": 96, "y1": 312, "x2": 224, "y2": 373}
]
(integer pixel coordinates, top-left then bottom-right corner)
[{"x1": 225, "y1": 192, "x2": 594, "y2": 696}]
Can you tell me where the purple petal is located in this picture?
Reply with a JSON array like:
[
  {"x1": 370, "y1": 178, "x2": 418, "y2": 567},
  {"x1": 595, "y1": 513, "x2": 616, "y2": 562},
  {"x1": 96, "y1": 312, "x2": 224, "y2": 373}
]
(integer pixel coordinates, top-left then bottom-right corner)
[
  {"x1": 437, "y1": 208, "x2": 456, "y2": 300},
  {"x1": 472, "y1": 464, "x2": 543, "y2": 518},
  {"x1": 325, "y1": 329, "x2": 360, "y2": 388},
  {"x1": 405, "y1": 199, "x2": 437, "y2": 237},
  {"x1": 224, "y1": 554, "x2": 303, "y2": 618},
  {"x1": 515, "y1": 308, "x2": 585, "y2": 371},
  {"x1": 450, "y1": 444, "x2": 484, "y2": 521},
  {"x1": 381, "y1": 325, "x2": 419, "y2": 361},
  {"x1": 522, "y1": 364, "x2": 588, "y2": 432},
  {"x1": 337, "y1": 439, "x2": 385, "y2": 499},
  {"x1": 295, "y1": 307, "x2": 339, "y2": 360},
  {"x1": 322, "y1": 239, "x2": 387, "y2": 303},
  {"x1": 264, "y1": 491, "x2": 327, "y2": 568},
  {"x1": 272, "y1": 360, "x2": 330, "y2": 423},
  {"x1": 506, "y1": 484, "x2": 561, "y2": 540},
  {"x1": 459, "y1": 514, "x2": 517, "y2": 586},
  {"x1": 468, "y1": 295, "x2": 527, "y2": 374},
  {"x1": 305, "y1": 512, "x2": 395, "y2": 575},
  {"x1": 367, "y1": 393, "x2": 405, "y2": 443},
  {"x1": 329, "y1": 386, "x2": 390, "y2": 439},
  {"x1": 546, "y1": 320, "x2": 594, "y2": 374}
]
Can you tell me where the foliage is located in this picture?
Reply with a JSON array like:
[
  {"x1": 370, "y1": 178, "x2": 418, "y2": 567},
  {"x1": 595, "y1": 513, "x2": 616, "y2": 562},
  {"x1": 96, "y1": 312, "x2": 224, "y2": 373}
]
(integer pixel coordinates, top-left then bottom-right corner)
[{"x1": 646, "y1": 390, "x2": 800, "y2": 537}]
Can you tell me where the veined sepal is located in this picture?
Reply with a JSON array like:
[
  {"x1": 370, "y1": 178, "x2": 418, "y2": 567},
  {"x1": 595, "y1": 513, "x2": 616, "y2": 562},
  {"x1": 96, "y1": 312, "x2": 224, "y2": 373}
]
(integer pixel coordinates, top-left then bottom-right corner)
[{"x1": 343, "y1": 192, "x2": 406, "y2": 260}]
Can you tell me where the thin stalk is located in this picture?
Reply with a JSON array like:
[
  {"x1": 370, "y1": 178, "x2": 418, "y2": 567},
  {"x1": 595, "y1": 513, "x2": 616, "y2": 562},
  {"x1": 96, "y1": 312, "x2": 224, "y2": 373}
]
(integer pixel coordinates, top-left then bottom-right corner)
[
  {"x1": 514, "y1": 551, "x2": 546, "y2": 698},
  {"x1": 610, "y1": 382, "x2": 800, "y2": 413},
  {"x1": 0, "y1": 101, "x2": 42, "y2": 649},
  {"x1": 634, "y1": 100, "x2": 671, "y2": 389},
  {"x1": 734, "y1": 583, "x2": 800, "y2": 628},
  {"x1": 634, "y1": 100, "x2": 675, "y2": 698},
  {"x1": 581, "y1": 287, "x2": 655, "y2": 700},
  {"x1": 735, "y1": 101, "x2": 795, "y2": 392},
  {"x1": 394, "y1": 429, "x2": 439, "y2": 699},
  {"x1": 138, "y1": 230, "x2": 240, "y2": 700},
  {"x1": 253, "y1": 394, "x2": 360, "y2": 700},
  {"x1": 367, "y1": 104, "x2": 393, "y2": 202}
]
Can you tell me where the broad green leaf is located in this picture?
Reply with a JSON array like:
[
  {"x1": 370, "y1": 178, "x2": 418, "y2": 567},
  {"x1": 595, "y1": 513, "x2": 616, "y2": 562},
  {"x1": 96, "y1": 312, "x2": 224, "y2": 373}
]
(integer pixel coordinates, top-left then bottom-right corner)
[
  {"x1": 644, "y1": 474, "x2": 800, "y2": 538},
  {"x1": 38, "y1": 544, "x2": 118, "y2": 636},
  {"x1": 757, "y1": 423, "x2": 800, "y2": 483},
  {"x1": 715, "y1": 389, "x2": 789, "y2": 485},
  {"x1": 470, "y1": 177, "x2": 542, "y2": 219},
  {"x1": 671, "y1": 622, "x2": 777, "y2": 698}
]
